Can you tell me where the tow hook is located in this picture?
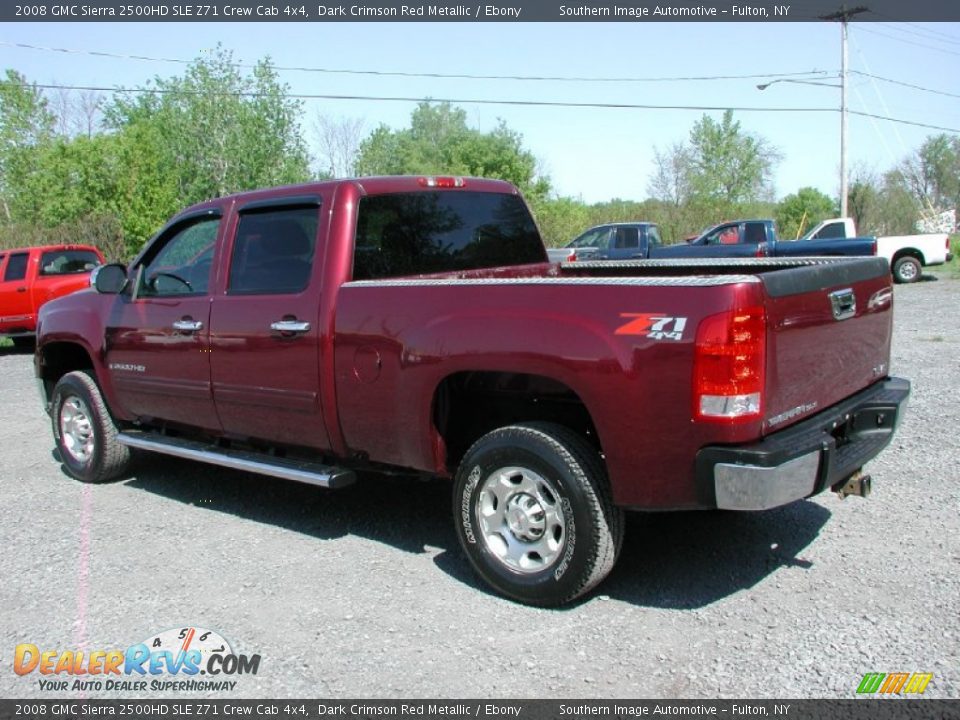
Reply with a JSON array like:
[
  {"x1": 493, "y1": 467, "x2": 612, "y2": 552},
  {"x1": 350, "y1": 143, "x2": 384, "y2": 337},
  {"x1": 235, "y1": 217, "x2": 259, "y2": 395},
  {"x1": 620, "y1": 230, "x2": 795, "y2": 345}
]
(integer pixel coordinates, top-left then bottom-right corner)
[{"x1": 833, "y1": 471, "x2": 872, "y2": 500}]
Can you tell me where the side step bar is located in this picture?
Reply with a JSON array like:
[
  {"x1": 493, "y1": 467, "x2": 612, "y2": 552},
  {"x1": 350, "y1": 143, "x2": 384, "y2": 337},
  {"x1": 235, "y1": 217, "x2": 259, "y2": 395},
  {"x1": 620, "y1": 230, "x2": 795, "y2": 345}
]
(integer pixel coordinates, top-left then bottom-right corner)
[{"x1": 118, "y1": 431, "x2": 356, "y2": 489}]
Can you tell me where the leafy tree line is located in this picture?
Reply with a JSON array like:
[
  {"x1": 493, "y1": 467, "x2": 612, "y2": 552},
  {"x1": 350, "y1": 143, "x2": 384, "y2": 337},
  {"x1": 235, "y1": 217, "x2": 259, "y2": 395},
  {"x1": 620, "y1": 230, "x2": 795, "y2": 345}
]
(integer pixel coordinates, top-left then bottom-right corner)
[{"x1": 0, "y1": 47, "x2": 955, "y2": 258}]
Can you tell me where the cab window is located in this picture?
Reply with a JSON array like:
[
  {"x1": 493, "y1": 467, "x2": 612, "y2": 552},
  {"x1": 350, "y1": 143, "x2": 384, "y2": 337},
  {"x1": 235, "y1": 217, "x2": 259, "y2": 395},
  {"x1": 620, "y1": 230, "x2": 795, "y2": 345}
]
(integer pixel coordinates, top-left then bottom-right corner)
[
  {"x1": 3, "y1": 252, "x2": 29, "y2": 282},
  {"x1": 229, "y1": 207, "x2": 318, "y2": 295},
  {"x1": 138, "y1": 217, "x2": 220, "y2": 297},
  {"x1": 40, "y1": 249, "x2": 101, "y2": 276}
]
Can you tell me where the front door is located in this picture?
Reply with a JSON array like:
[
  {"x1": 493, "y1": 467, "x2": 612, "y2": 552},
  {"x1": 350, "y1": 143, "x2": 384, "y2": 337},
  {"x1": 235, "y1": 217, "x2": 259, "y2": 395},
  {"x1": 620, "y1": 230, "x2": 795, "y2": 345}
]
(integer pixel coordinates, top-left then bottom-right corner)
[
  {"x1": 104, "y1": 212, "x2": 222, "y2": 431},
  {"x1": 209, "y1": 200, "x2": 331, "y2": 450}
]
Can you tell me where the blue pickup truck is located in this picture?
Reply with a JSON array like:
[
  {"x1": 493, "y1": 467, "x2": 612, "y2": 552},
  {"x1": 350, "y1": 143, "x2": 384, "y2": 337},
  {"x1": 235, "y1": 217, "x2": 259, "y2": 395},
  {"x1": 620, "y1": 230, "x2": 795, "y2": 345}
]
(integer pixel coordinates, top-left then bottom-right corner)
[
  {"x1": 549, "y1": 220, "x2": 877, "y2": 262},
  {"x1": 682, "y1": 219, "x2": 877, "y2": 258}
]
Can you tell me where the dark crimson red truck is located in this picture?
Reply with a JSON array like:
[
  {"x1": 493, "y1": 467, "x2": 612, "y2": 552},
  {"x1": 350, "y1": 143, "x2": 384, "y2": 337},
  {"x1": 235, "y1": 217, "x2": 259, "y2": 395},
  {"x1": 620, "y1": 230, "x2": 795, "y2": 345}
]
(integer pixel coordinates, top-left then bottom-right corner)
[{"x1": 35, "y1": 177, "x2": 909, "y2": 605}]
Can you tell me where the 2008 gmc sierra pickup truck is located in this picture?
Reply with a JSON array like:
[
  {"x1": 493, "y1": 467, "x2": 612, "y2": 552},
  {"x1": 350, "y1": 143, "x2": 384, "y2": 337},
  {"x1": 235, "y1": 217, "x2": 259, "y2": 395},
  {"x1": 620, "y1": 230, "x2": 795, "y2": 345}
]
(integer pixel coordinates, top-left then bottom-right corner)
[{"x1": 35, "y1": 176, "x2": 909, "y2": 606}]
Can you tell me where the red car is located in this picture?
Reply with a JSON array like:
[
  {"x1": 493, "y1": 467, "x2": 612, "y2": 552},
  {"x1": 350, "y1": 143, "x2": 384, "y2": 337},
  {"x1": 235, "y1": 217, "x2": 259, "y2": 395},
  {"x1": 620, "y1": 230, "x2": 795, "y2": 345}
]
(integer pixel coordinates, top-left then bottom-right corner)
[{"x1": 0, "y1": 244, "x2": 104, "y2": 347}]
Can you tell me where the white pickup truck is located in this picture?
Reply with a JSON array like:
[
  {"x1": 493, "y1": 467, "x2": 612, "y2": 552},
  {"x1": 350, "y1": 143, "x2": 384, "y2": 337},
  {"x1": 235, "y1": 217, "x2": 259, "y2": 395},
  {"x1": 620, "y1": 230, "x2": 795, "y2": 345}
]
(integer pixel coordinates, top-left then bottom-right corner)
[{"x1": 803, "y1": 217, "x2": 952, "y2": 283}]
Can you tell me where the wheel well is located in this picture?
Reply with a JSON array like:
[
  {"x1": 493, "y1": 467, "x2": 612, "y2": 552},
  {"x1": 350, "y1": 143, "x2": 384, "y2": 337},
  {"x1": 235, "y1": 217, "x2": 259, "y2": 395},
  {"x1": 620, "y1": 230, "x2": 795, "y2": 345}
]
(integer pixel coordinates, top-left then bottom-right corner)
[
  {"x1": 38, "y1": 342, "x2": 95, "y2": 403},
  {"x1": 892, "y1": 248, "x2": 924, "y2": 266},
  {"x1": 432, "y1": 371, "x2": 601, "y2": 472}
]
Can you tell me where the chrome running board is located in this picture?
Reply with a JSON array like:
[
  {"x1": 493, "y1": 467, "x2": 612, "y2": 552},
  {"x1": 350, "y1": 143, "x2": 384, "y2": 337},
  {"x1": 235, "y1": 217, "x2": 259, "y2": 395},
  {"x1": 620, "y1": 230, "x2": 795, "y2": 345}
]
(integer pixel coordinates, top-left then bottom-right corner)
[{"x1": 118, "y1": 431, "x2": 356, "y2": 489}]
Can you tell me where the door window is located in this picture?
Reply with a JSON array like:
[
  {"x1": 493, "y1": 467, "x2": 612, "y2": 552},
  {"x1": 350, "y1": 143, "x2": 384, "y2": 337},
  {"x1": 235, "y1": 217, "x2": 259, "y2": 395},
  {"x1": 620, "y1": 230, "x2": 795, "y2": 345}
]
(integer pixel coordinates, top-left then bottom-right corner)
[
  {"x1": 612, "y1": 227, "x2": 639, "y2": 250},
  {"x1": 39, "y1": 249, "x2": 101, "y2": 276},
  {"x1": 568, "y1": 226, "x2": 610, "y2": 251},
  {"x1": 646, "y1": 226, "x2": 663, "y2": 247},
  {"x1": 138, "y1": 217, "x2": 220, "y2": 297},
  {"x1": 228, "y1": 207, "x2": 318, "y2": 295},
  {"x1": 3, "y1": 253, "x2": 29, "y2": 282}
]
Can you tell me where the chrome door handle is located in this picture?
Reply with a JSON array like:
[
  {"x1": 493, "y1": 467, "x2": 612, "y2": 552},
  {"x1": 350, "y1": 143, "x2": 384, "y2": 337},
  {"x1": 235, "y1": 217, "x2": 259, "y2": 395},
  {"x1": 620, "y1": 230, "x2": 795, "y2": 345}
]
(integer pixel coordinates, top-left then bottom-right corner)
[
  {"x1": 270, "y1": 320, "x2": 311, "y2": 334},
  {"x1": 172, "y1": 319, "x2": 204, "y2": 332}
]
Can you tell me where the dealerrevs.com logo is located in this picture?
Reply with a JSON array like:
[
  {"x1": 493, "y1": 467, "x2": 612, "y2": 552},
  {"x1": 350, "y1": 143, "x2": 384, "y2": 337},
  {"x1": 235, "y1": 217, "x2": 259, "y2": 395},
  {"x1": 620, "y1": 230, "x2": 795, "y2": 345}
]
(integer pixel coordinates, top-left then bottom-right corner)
[{"x1": 14, "y1": 627, "x2": 261, "y2": 693}]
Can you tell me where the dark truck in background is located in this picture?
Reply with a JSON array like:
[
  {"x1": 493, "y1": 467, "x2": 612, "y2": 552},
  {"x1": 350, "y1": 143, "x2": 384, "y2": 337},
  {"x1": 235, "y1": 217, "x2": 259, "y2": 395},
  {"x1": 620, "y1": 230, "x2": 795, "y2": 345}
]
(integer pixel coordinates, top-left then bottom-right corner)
[
  {"x1": 549, "y1": 219, "x2": 876, "y2": 263},
  {"x1": 35, "y1": 176, "x2": 909, "y2": 606},
  {"x1": 680, "y1": 219, "x2": 877, "y2": 258}
]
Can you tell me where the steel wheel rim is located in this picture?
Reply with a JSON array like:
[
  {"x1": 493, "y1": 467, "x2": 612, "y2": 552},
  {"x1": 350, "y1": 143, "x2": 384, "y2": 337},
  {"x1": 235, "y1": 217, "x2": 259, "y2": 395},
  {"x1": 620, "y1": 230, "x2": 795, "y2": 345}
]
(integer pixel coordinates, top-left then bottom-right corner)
[
  {"x1": 59, "y1": 396, "x2": 95, "y2": 464},
  {"x1": 476, "y1": 466, "x2": 566, "y2": 574},
  {"x1": 899, "y1": 261, "x2": 918, "y2": 281}
]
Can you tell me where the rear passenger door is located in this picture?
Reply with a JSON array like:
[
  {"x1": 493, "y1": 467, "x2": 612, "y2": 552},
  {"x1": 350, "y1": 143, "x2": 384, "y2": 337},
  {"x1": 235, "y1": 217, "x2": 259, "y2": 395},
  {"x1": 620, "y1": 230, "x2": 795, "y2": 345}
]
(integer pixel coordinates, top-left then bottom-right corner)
[
  {"x1": 0, "y1": 251, "x2": 33, "y2": 328},
  {"x1": 208, "y1": 196, "x2": 332, "y2": 450},
  {"x1": 608, "y1": 226, "x2": 641, "y2": 260}
]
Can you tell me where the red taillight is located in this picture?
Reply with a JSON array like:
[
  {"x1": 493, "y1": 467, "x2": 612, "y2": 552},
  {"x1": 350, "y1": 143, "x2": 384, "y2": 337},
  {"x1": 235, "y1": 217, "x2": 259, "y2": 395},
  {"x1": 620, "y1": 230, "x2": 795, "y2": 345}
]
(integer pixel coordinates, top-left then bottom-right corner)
[
  {"x1": 567, "y1": 250, "x2": 577, "y2": 262},
  {"x1": 872, "y1": 239, "x2": 878, "y2": 255},
  {"x1": 755, "y1": 244, "x2": 765, "y2": 258},
  {"x1": 693, "y1": 305, "x2": 766, "y2": 422},
  {"x1": 418, "y1": 176, "x2": 466, "y2": 188}
]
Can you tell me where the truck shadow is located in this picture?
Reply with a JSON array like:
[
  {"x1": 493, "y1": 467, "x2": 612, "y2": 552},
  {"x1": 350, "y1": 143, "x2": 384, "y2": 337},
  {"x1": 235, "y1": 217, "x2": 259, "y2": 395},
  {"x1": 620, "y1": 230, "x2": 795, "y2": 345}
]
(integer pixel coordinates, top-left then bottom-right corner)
[
  {"x1": 598, "y1": 503, "x2": 830, "y2": 608},
  {"x1": 120, "y1": 455, "x2": 831, "y2": 610}
]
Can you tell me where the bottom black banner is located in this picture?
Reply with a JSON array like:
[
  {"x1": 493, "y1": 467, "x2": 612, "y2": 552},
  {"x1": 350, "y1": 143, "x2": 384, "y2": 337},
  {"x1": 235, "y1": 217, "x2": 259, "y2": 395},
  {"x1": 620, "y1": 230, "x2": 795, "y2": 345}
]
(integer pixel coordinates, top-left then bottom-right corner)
[{"x1": 1, "y1": 700, "x2": 958, "y2": 720}]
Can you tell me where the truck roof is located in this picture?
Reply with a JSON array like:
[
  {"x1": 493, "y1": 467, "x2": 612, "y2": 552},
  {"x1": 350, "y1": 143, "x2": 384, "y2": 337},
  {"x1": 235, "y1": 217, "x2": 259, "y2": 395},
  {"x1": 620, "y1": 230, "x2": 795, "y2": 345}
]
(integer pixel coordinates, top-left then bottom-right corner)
[{"x1": 177, "y1": 176, "x2": 521, "y2": 216}]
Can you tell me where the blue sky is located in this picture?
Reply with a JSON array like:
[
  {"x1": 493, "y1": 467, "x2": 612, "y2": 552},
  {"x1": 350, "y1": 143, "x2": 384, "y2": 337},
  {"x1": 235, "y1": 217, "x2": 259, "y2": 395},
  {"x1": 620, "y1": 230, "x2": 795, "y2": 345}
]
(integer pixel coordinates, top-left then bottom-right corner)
[{"x1": 2, "y1": 20, "x2": 959, "y2": 204}]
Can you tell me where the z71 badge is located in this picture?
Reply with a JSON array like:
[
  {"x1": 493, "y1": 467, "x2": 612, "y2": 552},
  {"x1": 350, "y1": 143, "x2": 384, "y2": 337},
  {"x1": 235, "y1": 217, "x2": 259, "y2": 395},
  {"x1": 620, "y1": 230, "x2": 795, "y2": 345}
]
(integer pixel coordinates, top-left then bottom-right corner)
[{"x1": 615, "y1": 313, "x2": 688, "y2": 341}]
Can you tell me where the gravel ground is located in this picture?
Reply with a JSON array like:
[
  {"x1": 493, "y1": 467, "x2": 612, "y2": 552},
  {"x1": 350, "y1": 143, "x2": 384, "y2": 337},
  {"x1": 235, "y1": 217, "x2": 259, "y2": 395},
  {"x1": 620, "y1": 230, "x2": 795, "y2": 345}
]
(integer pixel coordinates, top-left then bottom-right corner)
[{"x1": 0, "y1": 273, "x2": 957, "y2": 700}]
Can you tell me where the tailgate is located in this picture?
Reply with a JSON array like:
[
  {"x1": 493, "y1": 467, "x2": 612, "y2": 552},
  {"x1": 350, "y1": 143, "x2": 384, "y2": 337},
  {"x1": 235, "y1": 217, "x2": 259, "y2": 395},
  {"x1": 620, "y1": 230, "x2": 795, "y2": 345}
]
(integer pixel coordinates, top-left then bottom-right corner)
[{"x1": 761, "y1": 257, "x2": 893, "y2": 435}]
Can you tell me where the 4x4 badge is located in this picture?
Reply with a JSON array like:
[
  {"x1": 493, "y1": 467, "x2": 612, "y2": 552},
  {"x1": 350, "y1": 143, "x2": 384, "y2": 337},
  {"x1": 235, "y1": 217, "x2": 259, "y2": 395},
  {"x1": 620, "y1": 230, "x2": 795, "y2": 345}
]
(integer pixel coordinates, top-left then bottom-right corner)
[{"x1": 615, "y1": 313, "x2": 687, "y2": 341}]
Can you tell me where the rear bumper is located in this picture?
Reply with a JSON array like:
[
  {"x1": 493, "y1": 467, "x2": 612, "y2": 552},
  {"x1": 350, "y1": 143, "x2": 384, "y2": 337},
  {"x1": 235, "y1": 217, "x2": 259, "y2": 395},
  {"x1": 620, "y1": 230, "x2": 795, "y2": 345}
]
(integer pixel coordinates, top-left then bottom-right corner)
[{"x1": 695, "y1": 377, "x2": 910, "y2": 511}]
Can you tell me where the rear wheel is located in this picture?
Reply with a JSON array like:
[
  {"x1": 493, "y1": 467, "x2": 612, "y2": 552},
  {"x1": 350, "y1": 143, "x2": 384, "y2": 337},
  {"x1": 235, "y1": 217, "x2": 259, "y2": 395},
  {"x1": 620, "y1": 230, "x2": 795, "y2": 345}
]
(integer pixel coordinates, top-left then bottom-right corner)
[
  {"x1": 453, "y1": 422, "x2": 624, "y2": 606},
  {"x1": 11, "y1": 336, "x2": 34, "y2": 350},
  {"x1": 51, "y1": 370, "x2": 130, "y2": 483},
  {"x1": 892, "y1": 256, "x2": 921, "y2": 283}
]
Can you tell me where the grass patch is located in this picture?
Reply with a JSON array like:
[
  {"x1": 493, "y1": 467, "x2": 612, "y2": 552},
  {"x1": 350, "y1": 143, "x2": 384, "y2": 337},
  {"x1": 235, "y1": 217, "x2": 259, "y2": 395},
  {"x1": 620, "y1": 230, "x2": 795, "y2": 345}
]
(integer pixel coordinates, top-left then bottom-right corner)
[{"x1": 0, "y1": 338, "x2": 11, "y2": 348}]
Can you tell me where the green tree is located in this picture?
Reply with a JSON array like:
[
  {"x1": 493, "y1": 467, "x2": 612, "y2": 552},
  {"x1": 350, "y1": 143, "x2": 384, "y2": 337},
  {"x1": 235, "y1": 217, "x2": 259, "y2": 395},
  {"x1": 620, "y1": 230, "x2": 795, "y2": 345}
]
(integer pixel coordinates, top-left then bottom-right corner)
[
  {"x1": 776, "y1": 187, "x2": 838, "y2": 239},
  {"x1": 897, "y1": 134, "x2": 960, "y2": 213},
  {"x1": 529, "y1": 196, "x2": 591, "y2": 248},
  {"x1": 106, "y1": 45, "x2": 310, "y2": 207},
  {"x1": 685, "y1": 110, "x2": 781, "y2": 211},
  {"x1": 0, "y1": 70, "x2": 55, "y2": 221},
  {"x1": 355, "y1": 102, "x2": 550, "y2": 202}
]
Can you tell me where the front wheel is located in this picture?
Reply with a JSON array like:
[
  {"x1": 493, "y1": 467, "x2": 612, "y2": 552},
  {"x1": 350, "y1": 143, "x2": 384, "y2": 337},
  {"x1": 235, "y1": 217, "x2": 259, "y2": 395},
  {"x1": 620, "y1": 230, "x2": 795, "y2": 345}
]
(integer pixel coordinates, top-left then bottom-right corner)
[
  {"x1": 453, "y1": 422, "x2": 624, "y2": 606},
  {"x1": 51, "y1": 370, "x2": 130, "y2": 483},
  {"x1": 892, "y1": 256, "x2": 921, "y2": 284}
]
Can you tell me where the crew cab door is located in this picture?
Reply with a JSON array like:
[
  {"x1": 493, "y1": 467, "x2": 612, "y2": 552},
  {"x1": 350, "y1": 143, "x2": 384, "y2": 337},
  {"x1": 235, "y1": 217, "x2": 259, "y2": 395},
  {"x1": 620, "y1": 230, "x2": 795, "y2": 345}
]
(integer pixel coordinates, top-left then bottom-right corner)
[
  {"x1": 103, "y1": 211, "x2": 222, "y2": 431},
  {"x1": 0, "y1": 251, "x2": 34, "y2": 329},
  {"x1": 606, "y1": 226, "x2": 641, "y2": 259},
  {"x1": 208, "y1": 196, "x2": 331, "y2": 450}
]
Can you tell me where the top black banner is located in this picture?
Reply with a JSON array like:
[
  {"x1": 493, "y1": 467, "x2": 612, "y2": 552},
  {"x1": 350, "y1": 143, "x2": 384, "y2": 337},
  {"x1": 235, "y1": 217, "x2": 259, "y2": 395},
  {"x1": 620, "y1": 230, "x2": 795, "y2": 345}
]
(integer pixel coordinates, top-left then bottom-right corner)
[{"x1": 4, "y1": 0, "x2": 960, "y2": 22}]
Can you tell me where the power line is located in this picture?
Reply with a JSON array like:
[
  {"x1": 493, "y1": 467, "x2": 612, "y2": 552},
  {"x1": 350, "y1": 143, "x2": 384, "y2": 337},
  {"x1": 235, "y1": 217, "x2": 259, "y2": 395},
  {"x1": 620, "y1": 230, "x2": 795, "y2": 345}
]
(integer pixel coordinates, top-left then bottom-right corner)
[
  {"x1": 849, "y1": 70, "x2": 960, "y2": 100},
  {"x1": 27, "y1": 82, "x2": 960, "y2": 134},
  {"x1": 0, "y1": 40, "x2": 832, "y2": 84},
  {"x1": 870, "y1": 18, "x2": 960, "y2": 45},
  {"x1": 854, "y1": 25, "x2": 960, "y2": 58},
  {"x1": 874, "y1": 21, "x2": 960, "y2": 47}
]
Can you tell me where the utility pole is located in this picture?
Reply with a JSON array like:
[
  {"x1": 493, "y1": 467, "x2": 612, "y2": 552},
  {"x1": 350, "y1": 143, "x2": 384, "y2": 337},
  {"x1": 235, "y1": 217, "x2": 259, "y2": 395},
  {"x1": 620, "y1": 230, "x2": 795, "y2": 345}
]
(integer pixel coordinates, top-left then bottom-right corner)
[{"x1": 821, "y1": 5, "x2": 868, "y2": 218}]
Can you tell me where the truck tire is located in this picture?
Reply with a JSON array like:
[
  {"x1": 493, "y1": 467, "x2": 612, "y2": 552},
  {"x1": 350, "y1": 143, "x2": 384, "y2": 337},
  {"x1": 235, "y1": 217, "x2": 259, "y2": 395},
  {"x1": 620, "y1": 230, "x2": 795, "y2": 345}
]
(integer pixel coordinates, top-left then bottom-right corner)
[
  {"x1": 453, "y1": 422, "x2": 624, "y2": 606},
  {"x1": 51, "y1": 370, "x2": 130, "y2": 483},
  {"x1": 11, "y1": 336, "x2": 34, "y2": 350},
  {"x1": 892, "y1": 256, "x2": 921, "y2": 284}
]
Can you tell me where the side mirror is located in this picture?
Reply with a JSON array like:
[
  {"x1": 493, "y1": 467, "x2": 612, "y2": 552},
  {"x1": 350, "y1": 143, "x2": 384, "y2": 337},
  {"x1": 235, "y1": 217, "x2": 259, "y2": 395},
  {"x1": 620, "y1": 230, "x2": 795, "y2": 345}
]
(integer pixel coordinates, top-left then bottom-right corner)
[{"x1": 91, "y1": 263, "x2": 128, "y2": 294}]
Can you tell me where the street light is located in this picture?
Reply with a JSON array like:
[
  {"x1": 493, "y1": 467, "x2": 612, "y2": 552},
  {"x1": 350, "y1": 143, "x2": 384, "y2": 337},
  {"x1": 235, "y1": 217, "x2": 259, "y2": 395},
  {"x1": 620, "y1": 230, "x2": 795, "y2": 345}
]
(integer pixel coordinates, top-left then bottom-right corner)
[
  {"x1": 757, "y1": 76, "x2": 848, "y2": 216},
  {"x1": 756, "y1": 79, "x2": 841, "y2": 91}
]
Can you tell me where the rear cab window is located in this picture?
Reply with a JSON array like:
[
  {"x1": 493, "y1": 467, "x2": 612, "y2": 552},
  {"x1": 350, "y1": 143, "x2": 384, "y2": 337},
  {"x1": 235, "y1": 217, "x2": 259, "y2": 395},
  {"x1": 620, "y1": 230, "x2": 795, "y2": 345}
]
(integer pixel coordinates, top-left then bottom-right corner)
[{"x1": 352, "y1": 191, "x2": 544, "y2": 281}]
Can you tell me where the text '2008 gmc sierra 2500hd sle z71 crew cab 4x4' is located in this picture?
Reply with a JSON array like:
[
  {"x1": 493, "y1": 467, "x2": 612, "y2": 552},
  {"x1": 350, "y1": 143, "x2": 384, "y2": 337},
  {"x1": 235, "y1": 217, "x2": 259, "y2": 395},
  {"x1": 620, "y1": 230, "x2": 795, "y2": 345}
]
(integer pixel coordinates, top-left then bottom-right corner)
[{"x1": 35, "y1": 176, "x2": 910, "y2": 606}]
